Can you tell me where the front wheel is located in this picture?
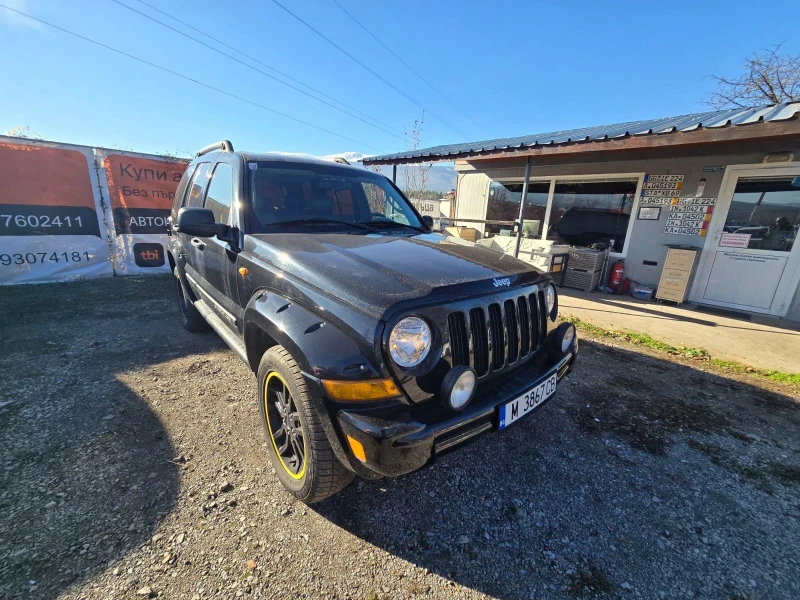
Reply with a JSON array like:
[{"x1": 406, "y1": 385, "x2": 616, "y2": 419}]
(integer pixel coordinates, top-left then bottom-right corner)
[{"x1": 257, "y1": 346, "x2": 354, "y2": 503}]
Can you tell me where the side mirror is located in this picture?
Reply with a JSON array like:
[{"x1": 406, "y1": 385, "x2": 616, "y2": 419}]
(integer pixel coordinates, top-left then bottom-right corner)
[
  {"x1": 176, "y1": 207, "x2": 226, "y2": 238},
  {"x1": 421, "y1": 215, "x2": 434, "y2": 230}
]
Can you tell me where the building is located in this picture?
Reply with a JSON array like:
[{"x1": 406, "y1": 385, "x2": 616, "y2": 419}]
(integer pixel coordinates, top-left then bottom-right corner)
[{"x1": 364, "y1": 103, "x2": 800, "y2": 322}]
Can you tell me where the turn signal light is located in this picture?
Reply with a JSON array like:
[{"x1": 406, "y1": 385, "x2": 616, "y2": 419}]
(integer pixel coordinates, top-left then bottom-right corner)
[{"x1": 322, "y1": 378, "x2": 400, "y2": 401}]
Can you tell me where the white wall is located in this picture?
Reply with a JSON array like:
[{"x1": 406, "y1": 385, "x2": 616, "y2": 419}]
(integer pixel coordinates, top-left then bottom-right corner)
[{"x1": 454, "y1": 172, "x2": 490, "y2": 235}]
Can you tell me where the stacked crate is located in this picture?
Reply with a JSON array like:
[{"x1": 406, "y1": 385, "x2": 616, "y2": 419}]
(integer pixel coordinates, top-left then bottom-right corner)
[{"x1": 562, "y1": 248, "x2": 605, "y2": 291}]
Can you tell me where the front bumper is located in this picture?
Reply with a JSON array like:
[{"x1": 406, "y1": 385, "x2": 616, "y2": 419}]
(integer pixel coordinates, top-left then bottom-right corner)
[{"x1": 330, "y1": 341, "x2": 577, "y2": 478}]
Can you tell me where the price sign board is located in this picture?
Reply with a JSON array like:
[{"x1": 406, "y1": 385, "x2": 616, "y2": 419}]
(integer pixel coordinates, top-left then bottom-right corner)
[
  {"x1": 0, "y1": 139, "x2": 113, "y2": 285},
  {"x1": 98, "y1": 150, "x2": 187, "y2": 275}
]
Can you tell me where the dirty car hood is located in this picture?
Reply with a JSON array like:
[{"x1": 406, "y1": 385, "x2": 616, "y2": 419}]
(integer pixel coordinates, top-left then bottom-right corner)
[{"x1": 245, "y1": 232, "x2": 546, "y2": 318}]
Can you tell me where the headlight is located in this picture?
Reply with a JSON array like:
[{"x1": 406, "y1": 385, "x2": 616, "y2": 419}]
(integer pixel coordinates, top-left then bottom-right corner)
[
  {"x1": 389, "y1": 317, "x2": 432, "y2": 368},
  {"x1": 545, "y1": 283, "x2": 556, "y2": 315}
]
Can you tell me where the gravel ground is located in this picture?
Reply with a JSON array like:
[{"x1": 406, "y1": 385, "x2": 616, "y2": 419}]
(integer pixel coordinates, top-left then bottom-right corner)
[{"x1": 1, "y1": 276, "x2": 798, "y2": 600}]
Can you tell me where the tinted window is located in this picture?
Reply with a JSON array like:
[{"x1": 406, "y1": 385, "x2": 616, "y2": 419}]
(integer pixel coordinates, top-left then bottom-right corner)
[
  {"x1": 249, "y1": 162, "x2": 421, "y2": 232},
  {"x1": 204, "y1": 163, "x2": 234, "y2": 224},
  {"x1": 184, "y1": 163, "x2": 211, "y2": 208},
  {"x1": 173, "y1": 166, "x2": 195, "y2": 213}
]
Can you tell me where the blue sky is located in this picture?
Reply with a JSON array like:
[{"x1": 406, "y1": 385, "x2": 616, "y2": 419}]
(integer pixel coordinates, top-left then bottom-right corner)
[{"x1": 1, "y1": 0, "x2": 797, "y2": 158}]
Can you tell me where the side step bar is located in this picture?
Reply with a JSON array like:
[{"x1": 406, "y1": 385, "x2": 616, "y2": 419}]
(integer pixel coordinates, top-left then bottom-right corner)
[{"x1": 192, "y1": 299, "x2": 248, "y2": 365}]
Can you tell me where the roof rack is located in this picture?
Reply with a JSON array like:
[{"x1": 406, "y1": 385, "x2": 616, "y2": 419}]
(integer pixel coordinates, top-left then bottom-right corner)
[{"x1": 195, "y1": 140, "x2": 234, "y2": 157}]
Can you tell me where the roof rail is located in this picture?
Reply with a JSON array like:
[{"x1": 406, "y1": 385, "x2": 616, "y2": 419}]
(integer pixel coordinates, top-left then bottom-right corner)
[{"x1": 195, "y1": 140, "x2": 234, "y2": 157}]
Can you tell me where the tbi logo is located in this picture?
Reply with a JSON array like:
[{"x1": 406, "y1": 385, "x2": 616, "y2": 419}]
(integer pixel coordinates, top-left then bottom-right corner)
[{"x1": 133, "y1": 243, "x2": 165, "y2": 268}]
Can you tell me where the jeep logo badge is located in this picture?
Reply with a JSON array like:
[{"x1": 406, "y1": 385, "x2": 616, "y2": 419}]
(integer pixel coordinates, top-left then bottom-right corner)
[{"x1": 492, "y1": 277, "x2": 511, "y2": 288}]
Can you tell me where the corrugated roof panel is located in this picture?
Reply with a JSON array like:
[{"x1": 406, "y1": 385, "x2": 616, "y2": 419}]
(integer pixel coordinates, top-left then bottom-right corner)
[{"x1": 363, "y1": 102, "x2": 800, "y2": 164}]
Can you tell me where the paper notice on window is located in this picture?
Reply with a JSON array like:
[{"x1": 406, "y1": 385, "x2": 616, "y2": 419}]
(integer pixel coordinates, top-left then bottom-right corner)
[{"x1": 719, "y1": 233, "x2": 751, "y2": 248}]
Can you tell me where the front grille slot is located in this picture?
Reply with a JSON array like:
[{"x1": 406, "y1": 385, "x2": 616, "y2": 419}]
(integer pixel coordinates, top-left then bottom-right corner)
[
  {"x1": 537, "y1": 290, "x2": 548, "y2": 343},
  {"x1": 517, "y1": 296, "x2": 530, "y2": 358},
  {"x1": 487, "y1": 303, "x2": 505, "y2": 370},
  {"x1": 529, "y1": 293, "x2": 540, "y2": 349},
  {"x1": 446, "y1": 285, "x2": 548, "y2": 379},
  {"x1": 469, "y1": 307, "x2": 489, "y2": 376},
  {"x1": 504, "y1": 299, "x2": 519, "y2": 364},
  {"x1": 448, "y1": 311, "x2": 469, "y2": 367}
]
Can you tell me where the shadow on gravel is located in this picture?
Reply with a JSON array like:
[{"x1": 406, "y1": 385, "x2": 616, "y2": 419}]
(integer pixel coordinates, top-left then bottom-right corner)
[
  {"x1": 317, "y1": 341, "x2": 800, "y2": 600},
  {"x1": 0, "y1": 277, "x2": 223, "y2": 599}
]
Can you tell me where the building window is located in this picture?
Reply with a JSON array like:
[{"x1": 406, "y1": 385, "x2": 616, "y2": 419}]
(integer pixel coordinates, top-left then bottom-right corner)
[
  {"x1": 548, "y1": 179, "x2": 637, "y2": 253},
  {"x1": 486, "y1": 181, "x2": 549, "y2": 236}
]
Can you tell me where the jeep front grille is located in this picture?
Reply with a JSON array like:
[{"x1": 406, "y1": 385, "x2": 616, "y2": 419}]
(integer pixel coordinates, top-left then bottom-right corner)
[{"x1": 448, "y1": 289, "x2": 548, "y2": 377}]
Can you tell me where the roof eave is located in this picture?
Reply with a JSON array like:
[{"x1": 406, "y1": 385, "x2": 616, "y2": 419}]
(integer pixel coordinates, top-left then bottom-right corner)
[{"x1": 362, "y1": 115, "x2": 800, "y2": 166}]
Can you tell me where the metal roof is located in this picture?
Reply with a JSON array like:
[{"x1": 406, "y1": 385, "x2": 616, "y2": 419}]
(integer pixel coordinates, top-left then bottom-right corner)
[{"x1": 363, "y1": 102, "x2": 800, "y2": 165}]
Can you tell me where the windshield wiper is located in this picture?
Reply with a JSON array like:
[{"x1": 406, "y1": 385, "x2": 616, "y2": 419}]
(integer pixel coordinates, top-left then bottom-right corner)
[
  {"x1": 358, "y1": 218, "x2": 425, "y2": 233},
  {"x1": 275, "y1": 218, "x2": 372, "y2": 232}
]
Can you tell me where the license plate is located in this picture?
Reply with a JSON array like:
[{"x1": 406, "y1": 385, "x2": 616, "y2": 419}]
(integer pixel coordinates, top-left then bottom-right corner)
[{"x1": 498, "y1": 373, "x2": 557, "y2": 430}]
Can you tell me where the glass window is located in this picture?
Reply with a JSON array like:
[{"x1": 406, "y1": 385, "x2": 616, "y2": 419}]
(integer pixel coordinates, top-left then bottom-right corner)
[
  {"x1": 486, "y1": 181, "x2": 550, "y2": 237},
  {"x1": 204, "y1": 163, "x2": 233, "y2": 224},
  {"x1": 248, "y1": 162, "x2": 422, "y2": 232},
  {"x1": 724, "y1": 177, "x2": 799, "y2": 252},
  {"x1": 548, "y1": 179, "x2": 637, "y2": 252},
  {"x1": 184, "y1": 163, "x2": 211, "y2": 208}
]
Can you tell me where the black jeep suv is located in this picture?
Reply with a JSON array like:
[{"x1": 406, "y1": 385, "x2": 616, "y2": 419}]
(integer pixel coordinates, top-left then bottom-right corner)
[{"x1": 167, "y1": 141, "x2": 578, "y2": 503}]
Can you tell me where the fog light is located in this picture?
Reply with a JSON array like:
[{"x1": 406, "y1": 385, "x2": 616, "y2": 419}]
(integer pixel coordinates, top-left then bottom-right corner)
[
  {"x1": 441, "y1": 366, "x2": 476, "y2": 411},
  {"x1": 553, "y1": 323, "x2": 576, "y2": 354},
  {"x1": 561, "y1": 325, "x2": 576, "y2": 353}
]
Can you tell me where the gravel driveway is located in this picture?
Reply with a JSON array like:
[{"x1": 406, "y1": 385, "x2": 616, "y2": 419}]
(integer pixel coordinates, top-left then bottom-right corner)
[{"x1": 1, "y1": 276, "x2": 798, "y2": 600}]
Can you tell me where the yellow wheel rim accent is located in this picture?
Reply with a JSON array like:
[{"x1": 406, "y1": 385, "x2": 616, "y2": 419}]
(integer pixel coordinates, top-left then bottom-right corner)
[{"x1": 264, "y1": 371, "x2": 306, "y2": 480}]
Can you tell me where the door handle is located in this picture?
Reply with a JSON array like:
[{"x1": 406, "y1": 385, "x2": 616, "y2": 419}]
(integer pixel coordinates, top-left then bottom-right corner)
[{"x1": 191, "y1": 238, "x2": 206, "y2": 250}]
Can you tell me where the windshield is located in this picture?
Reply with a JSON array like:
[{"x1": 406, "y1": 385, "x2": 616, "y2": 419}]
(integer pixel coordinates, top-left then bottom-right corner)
[{"x1": 247, "y1": 161, "x2": 423, "y2": 233}]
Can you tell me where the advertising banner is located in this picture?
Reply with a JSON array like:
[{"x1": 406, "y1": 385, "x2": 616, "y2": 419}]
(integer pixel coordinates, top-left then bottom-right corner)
[
  {"x1": 98, "y1": 150, "x2": 187, "y2": 275},
  {"x1": 0, "y1": 139, "x2": 113, "y2": 285}
]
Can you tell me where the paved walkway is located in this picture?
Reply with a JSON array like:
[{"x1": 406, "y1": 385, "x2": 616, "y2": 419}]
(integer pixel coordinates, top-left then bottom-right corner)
[{"x1": 559, "y1": 289, "x2": 800, "y2": 373}]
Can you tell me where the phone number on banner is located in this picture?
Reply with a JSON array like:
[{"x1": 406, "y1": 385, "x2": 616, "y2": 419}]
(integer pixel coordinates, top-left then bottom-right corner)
[{"x1": 1, "y1": 251, "x2": 92, "y2": 266}]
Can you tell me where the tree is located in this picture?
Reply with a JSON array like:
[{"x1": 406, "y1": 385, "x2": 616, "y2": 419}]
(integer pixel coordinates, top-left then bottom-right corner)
[
  {"x1": 4, "y1": 125, "x2": 42, "y2": 139},
  {"x1": 707, "y1": 45, "x2": 800, "y2": 109},
  {"x1": 402, "y1": 113, "x2": 432, "y2": 200}
]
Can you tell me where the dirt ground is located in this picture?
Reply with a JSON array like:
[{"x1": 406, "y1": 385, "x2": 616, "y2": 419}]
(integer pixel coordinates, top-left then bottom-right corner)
[{"x1": 1, "y1": 276, "x2": 799, "y2": 600}]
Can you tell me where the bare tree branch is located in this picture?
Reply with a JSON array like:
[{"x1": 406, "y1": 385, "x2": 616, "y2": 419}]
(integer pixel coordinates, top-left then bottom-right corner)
[
  {"x1": 402, "y1": 113, "x2": 432, "y2": 201},
  {"x1": 707, "y1": 44, "x2": 800, "y2": 109}
]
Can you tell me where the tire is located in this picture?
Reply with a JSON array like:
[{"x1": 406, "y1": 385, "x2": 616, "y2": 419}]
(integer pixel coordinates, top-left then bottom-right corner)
[
  {"x1": 257, "y1": 346, "x2": 354, "y2": 503},
  {"x1": 174, "y1": 266, "x2": 208, "y2": 332}
]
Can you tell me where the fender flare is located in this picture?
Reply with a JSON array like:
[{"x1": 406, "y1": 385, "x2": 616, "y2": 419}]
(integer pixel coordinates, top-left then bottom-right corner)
[{"x1": 242, "y1": 290, "x2": 383, "y2": 380}]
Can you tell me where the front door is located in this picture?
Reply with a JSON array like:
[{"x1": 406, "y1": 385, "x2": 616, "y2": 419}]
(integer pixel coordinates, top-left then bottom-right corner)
[{"x1": 696, "y1": 165, "x2": 800, "y2": 315}]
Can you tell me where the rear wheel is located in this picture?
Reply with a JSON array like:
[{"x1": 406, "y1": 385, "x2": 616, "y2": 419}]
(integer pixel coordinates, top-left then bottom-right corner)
[
  {"x1": 257, "y1": 346, "x2": 354, "y2": 503},
  {"x1": 174, "y1": 267, "x2": 207, "y2": 332}
]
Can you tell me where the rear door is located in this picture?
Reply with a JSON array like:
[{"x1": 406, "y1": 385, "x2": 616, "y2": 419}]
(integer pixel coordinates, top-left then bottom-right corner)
[{"x1": 194, "y1": 161, "x2": 239, "y2": 327}]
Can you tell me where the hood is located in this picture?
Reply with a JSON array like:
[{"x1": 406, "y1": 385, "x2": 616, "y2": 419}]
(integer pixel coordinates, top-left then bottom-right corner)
[{"x1": 245, "y1": 232, "x2": 546, "y2": 319}]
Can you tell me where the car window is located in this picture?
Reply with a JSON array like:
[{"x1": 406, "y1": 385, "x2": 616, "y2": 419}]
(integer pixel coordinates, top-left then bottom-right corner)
[
  {"x1": 361, "y1": 182, "x2": 410, "y2": 224},
  {"x1": 184, "y1": 163, "x2": 211, "y2": 208},
  {"x1": 173, "y1": 165, "x2": 196, "y2": 213},
  {"x1": 204, "y1": 163, "x2": 233, "y2": 224},
  {"x1": 248, "y1": 162, "x2": 421, "y2": 232}
]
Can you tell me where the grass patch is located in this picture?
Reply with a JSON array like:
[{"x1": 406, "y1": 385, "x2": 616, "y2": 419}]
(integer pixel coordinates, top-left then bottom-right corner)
[{"x1": 562, "y1": 315, "x2": 800, "y2": 388}]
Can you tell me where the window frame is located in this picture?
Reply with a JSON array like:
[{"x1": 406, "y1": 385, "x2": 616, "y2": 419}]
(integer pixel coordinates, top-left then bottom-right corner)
[{"x1": 489, "y1": 172, "x2": 645, "y2": 258}]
